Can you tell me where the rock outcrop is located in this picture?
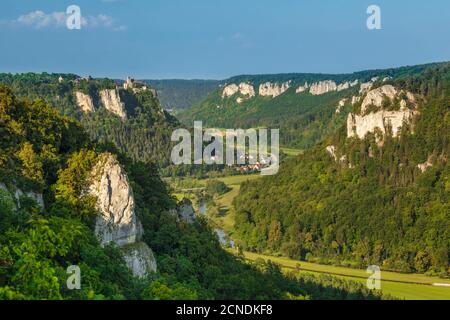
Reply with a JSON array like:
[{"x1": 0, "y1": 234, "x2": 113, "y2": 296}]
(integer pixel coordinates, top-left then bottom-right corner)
[
  {"x1": 417, "y1": 156, "x2": 434, "y2": 173},
  {"x1": 326, "y1": 145, "x2": 347, "y2": 164},
  {"x1": 0, "y1": 182, "x2": 44, "y2": 210},
  {"x1": 88, "y1": 153, "x2": 156, "y2": 277},
  {"x1": 347, "y1": 85, "x2": 417, "y2": 140},
  {"x1": 360, "y1": 85, "x2": 398, "y2": 114},
  {"x1": 309, "y1": 80, "x2": 358, "y2": 95},
  {"x1": 296, "y1": 82, "x2": 309, "y2": 93},
  {"x1": 100, "y1": 89, "x2": 127, "y2": 120},
  {"x1": 75, "y1": 91, "x2": 95, "y2": 113},
  {"x1": 309, "y1": 80, "x2": 337, "y2": 95},
  {"x1": 14, "y1": 189, "x2": 44, "y2": 209},
  {"x1": 238, "y1": 83, "x2": 256, "y2": 97},
  {"x1": 359, "y1": 77, "x2": 379, "y2": 93},
  {"x1": 337, "y1": 80, "x2": 359, "y2": 92},
  {"x1": 222, "y1": 83, "x2": 255, "y2": 99},
  {"x1": 122, "y1": 243, "x2": 157, "y2": 278},
  {"x1": 259, "y1": 81, "x2": 291, "y2": 98},
  {"x1": 351, "y1": 95, "x2": 360, "y2": 105},
  {"x1": 222, "y1": 84, "x2": 239, "y2": 97},
  {"x1": 175, "y1": 198, "x2": 196, "y2": 224},
  {"x1": 336, "y1": 98, "x2": 347, "y2": 114}
]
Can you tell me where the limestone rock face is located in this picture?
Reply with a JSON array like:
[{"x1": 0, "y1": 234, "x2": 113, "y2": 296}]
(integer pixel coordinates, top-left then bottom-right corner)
[
  {"x1": 351, "y1": 96, "x2": 360, "y2": 105},
  {"x1": 326, "y1": 145, "x2": 338, "y2": 161},
  {"x1": 222, "y1": 83, "x2": 255, "y2": 99},
  {"x1": 359, "y1": 77, "x2": 379, "y2": 93},
  {"x1": 360, "y1": 85, "x2": 398, "y2": 114},
  {"x1": 100, "y1": 89, "x2": 127, "y2": 120},
  {"x1": 122, "y1": 243, "x2": 157, "y2": 278},
  {"x1": 75, "y1": 91, "x2": 95, "y2": 113},
  {"x1": 0, "y1": 182, "x2": 44, "y2": 209},
  {"x1": 347, "y1": 108, "x2": 416, "y2": 139},
  {"x1": 222, "y1": 84, "x2": 239, "y2": 98},
  {"x1": 238, "y1": 83, "x2": 256, "y2": 97},
  {"x1": 336, "y1": 98, "x2": 348, "y2": 114},
  {"x1": 309, "y1": 80, "x2": 358, "y2": 96},
  {"x1": 309, "y1": 80, "x2": 337, "y2": 95},
  {"x1": 296, "y1": 82, "x2": 309, "y2": 93},
  {"x1": 14, "y1": 189, "x2": 44, "y2": 209},
  {"x1": 259, "y1": 81, "x2": 291, "y2": 97},
  {"x1": 88, "y1": 153, "x2": 156, "y2": 277},
  {"x1": 89, "y1": 154, "x2": 141, "y2": 246},
  {"x1": 347, "y1": 85, "x2": 417, "y2": 140},
  {"x1": 326, "y1": 145, "x2": 347, "y2": 164}
]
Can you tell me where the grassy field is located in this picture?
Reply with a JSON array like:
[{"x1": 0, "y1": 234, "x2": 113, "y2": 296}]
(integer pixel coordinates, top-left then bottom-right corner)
[
  {"x1": 281, "y1": 147, "x2": 304, "y2": 157},
  {"x1": 210, "y1": 174, "x2": 260, "y2": 235},
  {"x1": 238, "y1": 251, "x2": 450, "y2": 300},
  {"x1": 170, "y1": 173, "x2": 450, "y2": 300}
]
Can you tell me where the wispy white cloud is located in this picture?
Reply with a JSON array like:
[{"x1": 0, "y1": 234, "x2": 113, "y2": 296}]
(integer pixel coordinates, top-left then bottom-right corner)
[
  {"x1": 15, "y1": 10, "x2": 67, "y2": 29},
  {"x1": 2, "y1": 10, "x2": 126, "y2": 31}
]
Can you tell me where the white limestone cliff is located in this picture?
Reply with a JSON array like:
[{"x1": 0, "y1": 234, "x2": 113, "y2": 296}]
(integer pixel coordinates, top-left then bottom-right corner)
[
  {"x1": 222, "y1": 84, "x2": 239, "y2": 98},
  {"x1": 309, "y1": 80, "x2": 358, "y2": 95},
  {"x1": 238, "y1": 83, "x2": 256, "y2": 97},
  {"x1": 88, "y1": 153, "x2": 156, "y2": 277},
  {"x1": 336, "y1": 98, "x2": 348, "y2": 114},
  {"x1": 359, "y1": 77, "x2": 379, "y2": 93},
  {"x1": 75, "y1": 91, "x2": 95, "y2": 113},
  {"x1": 122, "y1": 243, "x2": 157, "y2": 278},
  {"x1": 351, "y1": 95, "x2": 360, "y2": 105},
  {"x1": 309, "y1": 80, "x2": 337, "y2": 95},
  {"x1": 360, "y1": 85, "x2": 398, "y2": 114},
  {"x1": 100, "y1": 89, "x2": 127, "y2": 120},
  {"x1": 259, "y1": 81, "x2": 291, "y2": 98},
  {"x1": 347, "y1": 85, "x2": 417, "y2": 140},
  {"x1": 296, "y1": 82, "x2": 309, "y2": 93},
  {"x1": 222, "y1": 82, "x2": 256, "y2": 99}
]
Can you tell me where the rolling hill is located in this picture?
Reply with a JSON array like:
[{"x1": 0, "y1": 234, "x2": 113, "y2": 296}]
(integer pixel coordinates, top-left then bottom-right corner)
[
  {"x1": 180, "y1": 63, "x2": 440, "y2": 149},
  {"x1": 232, "y1": 62, "x2": 450, "y2": 276}
]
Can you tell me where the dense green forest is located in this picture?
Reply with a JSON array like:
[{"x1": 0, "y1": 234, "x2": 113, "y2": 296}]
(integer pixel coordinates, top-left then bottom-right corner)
[
  {"x1": 0, "y1": 85, "x2": 387, "y2": 300},
  {"x1": 0, "y1": 73, "x2": 179, "y2": 168},
  {"x1": 180, "y1": 63, "x2": 438, "y2": 149},
  {"x1": 143, "y1": 79, "x2": 220, "y2": 111},
  {"x1": 233, "y1": 63, "x2": 450, "y2": 276}
]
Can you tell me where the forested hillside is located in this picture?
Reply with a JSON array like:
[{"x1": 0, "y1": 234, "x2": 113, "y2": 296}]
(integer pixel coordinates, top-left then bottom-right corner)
[
  {"x1": 0, "y1": 73, "x2": 179, "y2": 167},
  {"x1": 233, "y1": 63, "x2": 450, "y2": 276},
  {"x1": 0, "y1": 85, "x2": 387, "y2": 300},
  {"x1": 144, "y1": 79, "x2": 220, "y2": 111},
  {"x1": 180, "y1": 63, "x2": 438, "y2": 149}
]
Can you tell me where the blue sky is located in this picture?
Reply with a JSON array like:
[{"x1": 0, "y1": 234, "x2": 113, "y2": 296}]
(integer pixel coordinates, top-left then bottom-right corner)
[{"x1": 0, "y1": 0, "x2": 449, "y2": 79}]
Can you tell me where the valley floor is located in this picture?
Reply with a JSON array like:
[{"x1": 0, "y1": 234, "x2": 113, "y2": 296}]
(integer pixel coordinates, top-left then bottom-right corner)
[
  {"x1": 237, "y1": 250, "x2": 450, "y2": 300},
  {"x1": 168, "y1": 160, "x2": 450, "y2": 300}
]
